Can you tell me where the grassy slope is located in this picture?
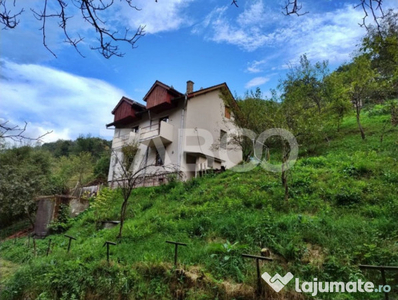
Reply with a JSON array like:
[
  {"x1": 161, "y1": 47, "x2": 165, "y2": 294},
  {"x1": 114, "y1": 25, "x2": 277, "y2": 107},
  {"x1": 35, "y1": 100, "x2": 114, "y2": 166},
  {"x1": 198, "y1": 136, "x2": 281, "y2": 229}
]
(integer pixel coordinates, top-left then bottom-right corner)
[{"x1": 1, "y1": 112, "x2": 398, "y2": 300}]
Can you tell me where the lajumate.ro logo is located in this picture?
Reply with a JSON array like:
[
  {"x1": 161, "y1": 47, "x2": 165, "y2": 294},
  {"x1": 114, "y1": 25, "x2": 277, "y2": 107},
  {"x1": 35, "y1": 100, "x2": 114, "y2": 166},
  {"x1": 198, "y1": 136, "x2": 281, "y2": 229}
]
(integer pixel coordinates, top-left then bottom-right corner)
[{"x1": 261, "y1": 272, "x2": 392, "y2": 297}]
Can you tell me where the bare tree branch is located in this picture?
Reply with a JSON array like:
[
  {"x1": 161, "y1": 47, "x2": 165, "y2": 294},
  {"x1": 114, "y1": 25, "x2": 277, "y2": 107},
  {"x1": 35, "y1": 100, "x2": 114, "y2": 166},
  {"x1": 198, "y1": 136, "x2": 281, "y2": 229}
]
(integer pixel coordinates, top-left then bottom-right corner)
[
  {"x1": 0, "y1": 0, "x2": 23, "y2": 29},
  {"x1": 80, "y1": 0, "x2": 145, "y2": 58},
  {"x1": 110, "y1": 142, "x2": 182, "y2": 238},
  {"x1": 0, "y1": 0, "x2": 390, "y2": 58},
  {"x1": 2, "y1": 0, "x2": 146, "y2": 58},
  {"x1": 283, "y1": 0, "x2": 308, "y2": 16},
  {"x1": 0, "y1": 120, "x2": 52, "y2": 143},
  {"x1": 355, "y1": 0, "x2": 385, "y2": 32}
]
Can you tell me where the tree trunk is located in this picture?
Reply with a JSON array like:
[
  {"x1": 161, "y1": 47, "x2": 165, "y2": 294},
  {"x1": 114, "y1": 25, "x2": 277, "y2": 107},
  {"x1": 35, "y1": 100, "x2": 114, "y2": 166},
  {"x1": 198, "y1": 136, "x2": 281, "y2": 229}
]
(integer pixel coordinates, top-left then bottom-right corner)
[
  {"x1": 117, "y1": 199, "x2": 128, "y2": 238},
  {"x1": 281, "y1": 141, "x2": 289, "y2": 202},
  {"x1": 355, "y1": 104, "x2": 366, "y2": 140}
]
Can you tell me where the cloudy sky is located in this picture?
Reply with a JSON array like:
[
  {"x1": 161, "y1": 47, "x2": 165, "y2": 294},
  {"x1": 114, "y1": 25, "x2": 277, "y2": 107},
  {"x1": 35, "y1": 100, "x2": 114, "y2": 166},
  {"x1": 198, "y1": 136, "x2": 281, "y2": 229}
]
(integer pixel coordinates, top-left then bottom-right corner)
[{"x1": 0, "y1": 0, "x2": 395, "y2": 143}]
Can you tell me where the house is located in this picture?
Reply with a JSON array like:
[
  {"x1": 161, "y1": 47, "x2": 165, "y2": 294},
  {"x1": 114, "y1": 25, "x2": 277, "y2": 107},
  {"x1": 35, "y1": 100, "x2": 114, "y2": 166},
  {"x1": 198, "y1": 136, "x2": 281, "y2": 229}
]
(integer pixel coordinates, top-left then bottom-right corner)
[{"x1": 106, "y1": 80, "x2": 242, "y2": 187}]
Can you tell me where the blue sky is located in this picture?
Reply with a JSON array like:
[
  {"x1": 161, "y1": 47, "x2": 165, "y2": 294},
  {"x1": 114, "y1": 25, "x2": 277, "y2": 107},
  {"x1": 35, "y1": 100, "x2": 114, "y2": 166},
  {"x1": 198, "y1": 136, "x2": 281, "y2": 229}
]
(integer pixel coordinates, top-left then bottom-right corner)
[{"x1": 1, "y1": 0, "x2": 395, "y2": 143}]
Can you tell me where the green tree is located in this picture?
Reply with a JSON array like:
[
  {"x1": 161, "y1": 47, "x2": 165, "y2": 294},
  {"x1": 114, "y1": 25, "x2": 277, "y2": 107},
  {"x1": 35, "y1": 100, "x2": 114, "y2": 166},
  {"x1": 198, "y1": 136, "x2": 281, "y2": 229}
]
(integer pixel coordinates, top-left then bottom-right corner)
[
  {"x1": 340, "y1": 55, "x2": 378, "y2": 140},
  {"x1": 324, "y1": 71, "x2": 352, "y2": 132},
  {"x1": 222, "y1": 88, "x2": 278, "y2": 161},
  {"x1": 51, "y1": 152, "x2": 94, "y2": 192},
  {"x1": 94, "y1": 154, "x2": 111, "y2": 182},
  {"x1": 277, "y1": 55, "x2": 330, "y2": 149},
  {"x1": 361, "y1": 9, "x2": 398, "y2": 100},
  {"x1": 281, "y1": 55, "x2": 329, "y2": 115},
  {"x1": 0, "y1": 147, "x2": 52, "y2": 227}
]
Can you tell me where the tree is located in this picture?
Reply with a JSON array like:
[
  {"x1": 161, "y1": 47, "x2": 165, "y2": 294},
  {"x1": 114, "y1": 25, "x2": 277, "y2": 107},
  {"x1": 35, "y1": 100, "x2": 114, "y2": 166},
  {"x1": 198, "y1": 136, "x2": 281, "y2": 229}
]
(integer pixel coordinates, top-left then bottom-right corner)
[
  {"x1": 93, "y1": 154, "x2": 111, "y2": 182},
  {"x1": 0, "y1": 0, "x2": 145, "y2": 58},
  {"x1": 222, "y1": 87, "x2": 278, "y2": 161},
  {"x1": 0, "y1": 120, "x2": 51, "y2": 147},
  {"x1": 340, "y1": 55, "x2": 378, "y2": 140},
  {"x1": 277, "y1": 55, "x2": 330, "y2": 149},
  {"x1": 111, "y1": 141, "x2": 181, "y2": 238},
  {"x1": 222, "y1": 88, "x2": 298, "y2": 202},
  {"x1": 0, "y1": 146, "x2": 52, "y2": 227},
  {"x1": 281, "y1": 55, "x2": 329, "y2": 115},
  {"x1": 324, "y1": 72, "x2": 352, "y2": 132},
  {"x1": 361, "y1": 9, "x2": 398, "y2": 100},
  {"x1": 0, "y1": 0, "x2": 388, "y2": 58},
  {"x1": 52, "y1": 152, "x2": 94, "y2": 192}
]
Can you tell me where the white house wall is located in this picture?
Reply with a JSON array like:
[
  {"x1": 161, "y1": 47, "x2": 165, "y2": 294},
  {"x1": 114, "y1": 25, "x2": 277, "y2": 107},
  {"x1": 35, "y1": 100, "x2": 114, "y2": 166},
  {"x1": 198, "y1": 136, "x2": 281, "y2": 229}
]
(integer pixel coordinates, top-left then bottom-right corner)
[{"x1": 108, "y1": 86, "x2": 243, "y2": 186}]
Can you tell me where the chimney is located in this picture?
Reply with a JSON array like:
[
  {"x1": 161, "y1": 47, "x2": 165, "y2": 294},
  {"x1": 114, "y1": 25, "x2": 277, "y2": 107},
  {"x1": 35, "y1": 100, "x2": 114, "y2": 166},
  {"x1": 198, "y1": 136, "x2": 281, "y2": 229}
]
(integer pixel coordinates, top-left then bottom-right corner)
[{"x1": 186, "y1": 80, "x2": 194, "y2": 94}]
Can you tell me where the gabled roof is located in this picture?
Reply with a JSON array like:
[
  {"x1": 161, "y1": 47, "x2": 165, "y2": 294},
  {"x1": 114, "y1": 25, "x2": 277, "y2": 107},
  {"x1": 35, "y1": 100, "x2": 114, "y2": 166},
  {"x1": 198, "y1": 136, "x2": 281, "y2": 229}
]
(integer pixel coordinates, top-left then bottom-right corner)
[
  {"x1": 111, "y1": 96, "x2": 146, "y2": 115},
  {"x1": 143, "y1": 80, "x2": 184, "y2": 101},
  {"x1": 187, "y1": 82, "x2": 233, "y2": 99}
]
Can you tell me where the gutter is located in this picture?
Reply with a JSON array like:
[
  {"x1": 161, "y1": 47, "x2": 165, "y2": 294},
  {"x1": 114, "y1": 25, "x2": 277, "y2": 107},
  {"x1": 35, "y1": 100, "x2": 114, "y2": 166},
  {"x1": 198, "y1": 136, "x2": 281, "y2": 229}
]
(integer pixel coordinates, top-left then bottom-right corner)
[{"x1": 177, "y1": 93, "x2": 188, "y2": 171}]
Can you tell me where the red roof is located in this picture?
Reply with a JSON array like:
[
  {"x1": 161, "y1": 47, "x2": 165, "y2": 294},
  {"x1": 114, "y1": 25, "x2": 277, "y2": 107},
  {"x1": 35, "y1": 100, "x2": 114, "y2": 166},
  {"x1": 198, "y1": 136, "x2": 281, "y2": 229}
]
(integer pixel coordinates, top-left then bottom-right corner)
[{"x1": 111, "y1": 96, "x2": 145, "y2": 114}]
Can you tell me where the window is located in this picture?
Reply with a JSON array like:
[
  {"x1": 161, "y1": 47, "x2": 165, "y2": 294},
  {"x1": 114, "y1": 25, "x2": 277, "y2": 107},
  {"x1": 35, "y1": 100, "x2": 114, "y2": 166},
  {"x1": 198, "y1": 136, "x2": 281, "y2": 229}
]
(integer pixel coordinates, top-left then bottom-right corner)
[
  {"x1": 207, "y1": 157, "x2": 214, "y2": 168},
  {"x1": 220, "y1": 130, "x2": 227, "y2": 149},
  {"x1": 225, "y1": 106, "x2": 231, "y2": 119}
]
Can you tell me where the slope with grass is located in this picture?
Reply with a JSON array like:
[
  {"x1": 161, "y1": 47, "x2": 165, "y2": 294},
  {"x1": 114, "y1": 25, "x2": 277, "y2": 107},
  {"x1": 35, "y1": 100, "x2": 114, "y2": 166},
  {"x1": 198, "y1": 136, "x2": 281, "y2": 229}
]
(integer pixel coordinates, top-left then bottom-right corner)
[{"x1": 1, "y1": 112, "x2": 397, "y2": 300}]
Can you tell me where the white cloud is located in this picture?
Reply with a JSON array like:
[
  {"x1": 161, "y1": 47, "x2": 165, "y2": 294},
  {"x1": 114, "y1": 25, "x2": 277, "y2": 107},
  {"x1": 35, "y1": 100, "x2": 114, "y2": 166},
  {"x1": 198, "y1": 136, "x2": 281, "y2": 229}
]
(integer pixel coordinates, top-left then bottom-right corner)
[
  {"x1": 245, "y1": 76, "x2": 270, "y2": 88},
  {"x1": 0, "y1": 59, "x2": 126, "y2": 143},
  {"x1": 195, "y1": 2, "x2": 279, "y2": 52},
  {"x1": 246, "y1": 60, "x2": 266, "y2": 73},
  {"x1": 198, "y1": 1, "x2": 371, "y2": 66},
  {"x1": 237, "y1": 1, "x2": 266, "y2": 26},
  {"x1": 117, "y1": 0, "x2": 194, "y2": 34},
  {"x1": 246, "y1": 56, "x2": 279, "y2": 73}
]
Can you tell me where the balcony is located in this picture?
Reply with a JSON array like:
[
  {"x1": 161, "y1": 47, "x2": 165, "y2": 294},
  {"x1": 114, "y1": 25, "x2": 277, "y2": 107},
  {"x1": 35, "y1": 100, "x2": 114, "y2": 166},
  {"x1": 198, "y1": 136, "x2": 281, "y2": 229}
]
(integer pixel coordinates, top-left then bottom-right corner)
[
  {"x1": 140, "y1": 121, "x2": 173, "y2": 146},
  {"x1": 112, "y1": 131, "x2": 137, "y2": 149}
]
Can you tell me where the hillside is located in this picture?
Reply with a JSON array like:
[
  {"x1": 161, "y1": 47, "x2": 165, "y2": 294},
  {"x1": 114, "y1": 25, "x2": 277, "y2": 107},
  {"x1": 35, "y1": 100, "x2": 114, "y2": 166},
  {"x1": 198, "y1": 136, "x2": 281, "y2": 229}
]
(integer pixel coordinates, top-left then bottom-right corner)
[{"x1": 1, "y1": 111, "x2": 398, "y2": 300}]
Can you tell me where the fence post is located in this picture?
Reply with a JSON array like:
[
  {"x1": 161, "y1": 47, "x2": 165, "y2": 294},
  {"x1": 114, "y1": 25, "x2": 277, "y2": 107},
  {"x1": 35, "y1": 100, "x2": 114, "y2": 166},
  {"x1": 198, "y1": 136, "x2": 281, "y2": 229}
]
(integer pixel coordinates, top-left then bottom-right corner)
[
  {"x1": 166, "y1": 241, "x2": 187, "y2": 268},
  {"x1": 64, "y1": 235, "x2": 76, "y2": 253},
  {"x1": 103, "y1": 241, "x2": 117, "y2": 263},
  {"x1": 242, "y1": 254, "x2": 273, "y2": 296},
  {"x1": 359, "y1": 265, "x2": 398, "y2": 300},
  {"x1": 46, "y1": 239, "x2": 52, "y2": 256}
]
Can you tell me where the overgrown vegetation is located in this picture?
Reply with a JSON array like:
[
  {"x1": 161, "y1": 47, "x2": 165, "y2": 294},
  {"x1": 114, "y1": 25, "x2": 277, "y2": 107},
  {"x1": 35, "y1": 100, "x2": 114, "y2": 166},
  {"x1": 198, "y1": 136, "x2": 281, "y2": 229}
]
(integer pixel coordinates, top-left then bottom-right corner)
[
  {"x1": 1, "y1": 110, "x2": 397, "y2": 299},
  {"x1": 1, "y1": 12, "x2": 397, "y2": 299},
  {"x1": 0, "y1": 136, "x2": 111, "y2": 228}
]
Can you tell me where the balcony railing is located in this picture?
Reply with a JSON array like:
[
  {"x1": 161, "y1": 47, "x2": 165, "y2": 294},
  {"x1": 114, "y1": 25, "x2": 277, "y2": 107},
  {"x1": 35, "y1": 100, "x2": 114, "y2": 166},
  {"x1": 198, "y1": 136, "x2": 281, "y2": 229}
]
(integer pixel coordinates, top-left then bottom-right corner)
[{"x1": 140, "y1": 121, "x2": 173, "y2": 146}]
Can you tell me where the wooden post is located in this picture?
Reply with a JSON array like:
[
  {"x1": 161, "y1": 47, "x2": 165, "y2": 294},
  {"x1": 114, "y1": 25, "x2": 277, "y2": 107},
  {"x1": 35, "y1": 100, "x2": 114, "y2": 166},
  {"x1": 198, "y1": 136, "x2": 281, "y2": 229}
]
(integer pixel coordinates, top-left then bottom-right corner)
[
  {"x1": 359, "y1": 265, "x2": 398, "y2": 300},
  {"x1": 103, "y1": 241, "x2": 117, "y2": 263},
  {"x1": 46, "y1": 239, "x2": 52, "y2": 256},
  {"x1": 242, "y1": 254, "x2": 273, "y2": 296},
  {"x1": 166, "y1": 241, "x2": 187, "y2": 268},
  {"x1": 64, "y1": 235, "x2": 76, "y2": 253},
  {"x1": 33, "y1": 238, "x2": 37, "y2": 257}
]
